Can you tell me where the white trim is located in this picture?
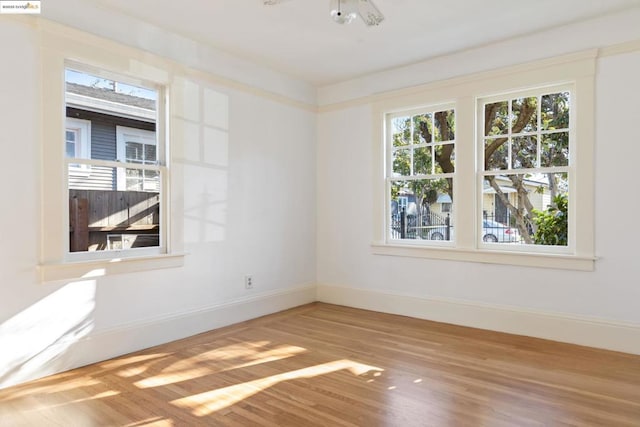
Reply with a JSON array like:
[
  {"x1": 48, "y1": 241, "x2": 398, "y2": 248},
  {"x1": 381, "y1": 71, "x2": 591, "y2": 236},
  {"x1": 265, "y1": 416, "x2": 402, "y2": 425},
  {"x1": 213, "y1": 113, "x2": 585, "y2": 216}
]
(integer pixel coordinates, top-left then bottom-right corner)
[
  {"x1": 371, "y1": 243, "x2": 595, "y2": 271},
  {"x1": 24, "y1": 16, "x2": 317, "y2": 111},
  {"x1": 316, "y1": 284, "x2": 640, "y2": 355},
  {"x1": 0, "y1": 284, "x2": 316, "y2": 390},
  {"x1": 321, "y1": 49, "x2": 599, "y2": 112},
  {"x1": 39, "y1": 253, "x2": 186, "y2": 282}
]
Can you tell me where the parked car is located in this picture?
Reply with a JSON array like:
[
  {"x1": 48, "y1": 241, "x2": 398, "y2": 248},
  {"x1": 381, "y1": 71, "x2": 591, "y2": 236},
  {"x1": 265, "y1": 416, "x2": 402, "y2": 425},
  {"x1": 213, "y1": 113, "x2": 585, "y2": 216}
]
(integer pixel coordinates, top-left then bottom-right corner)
[
  {"x1": 426, "y1": 219, "x2": 520, "y2": 243},
  {"x1": 481, "y1": 219, "x2": 520, "y2": 242}
]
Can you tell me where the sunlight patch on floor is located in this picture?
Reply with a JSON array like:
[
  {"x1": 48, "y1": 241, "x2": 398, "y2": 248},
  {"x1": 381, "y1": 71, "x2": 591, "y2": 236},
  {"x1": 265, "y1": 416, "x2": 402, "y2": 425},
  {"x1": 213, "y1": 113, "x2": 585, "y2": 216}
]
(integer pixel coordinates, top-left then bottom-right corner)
[
  {"x1": 0, "y1": 375, "x2": 102, "y2": 402},
  {"x1": 135, "y1": 343, "x2": 307, "y2": 389},
  {"x1": 123, "y1": 416, "x2": 174, "y2": 427},
  {"x1": 100, "y1": 353, "x2": 171, "y2": 370},
  {"x1": 170, "y1": 359, "x2": 383, "y2": 416}
]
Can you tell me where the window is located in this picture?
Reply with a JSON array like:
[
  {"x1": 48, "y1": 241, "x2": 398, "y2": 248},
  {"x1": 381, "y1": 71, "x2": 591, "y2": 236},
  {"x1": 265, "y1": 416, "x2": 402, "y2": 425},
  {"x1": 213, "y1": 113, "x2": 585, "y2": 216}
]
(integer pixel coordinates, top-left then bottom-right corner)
[
  {"x1": 65, "y1": 67, "x2": 164, "y2": 256},
  {"x1": 116, "y1": 126, "x2": 159, "y2": 192},
  {"x1": 480, "y1": 87, "x2": 571, "y2": 247},
  {"x1": 373, "y1": 52, "x2": 596, "y2": 270},
  {"x1": 387, "y1": 107, "x2": 455, "y2": 242},
  {"x1": 39, "y1": 35, "x2": 184, "y2": 282}
]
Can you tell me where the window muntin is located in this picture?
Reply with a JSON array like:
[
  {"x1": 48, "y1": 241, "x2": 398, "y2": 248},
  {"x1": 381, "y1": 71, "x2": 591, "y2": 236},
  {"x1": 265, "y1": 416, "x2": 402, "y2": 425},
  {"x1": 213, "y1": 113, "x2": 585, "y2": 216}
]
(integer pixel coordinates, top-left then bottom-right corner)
[
  {"x1": 480, "y1": 87, "x2": 571, "y2": 248},
  {"x1": 387, "y1": 107, "x2": 455, "y2": 242},
  {"x1": 65, "y1": 67, "x2": 164, "y2": 255}
]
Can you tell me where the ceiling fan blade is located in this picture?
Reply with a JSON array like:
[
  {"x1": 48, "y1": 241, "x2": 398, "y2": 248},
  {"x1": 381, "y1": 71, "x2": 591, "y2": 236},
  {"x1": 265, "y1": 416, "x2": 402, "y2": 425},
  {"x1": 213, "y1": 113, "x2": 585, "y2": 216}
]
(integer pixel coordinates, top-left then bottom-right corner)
[{"x1": 357, "y1": 0, "x2": 384, "y2": 26}]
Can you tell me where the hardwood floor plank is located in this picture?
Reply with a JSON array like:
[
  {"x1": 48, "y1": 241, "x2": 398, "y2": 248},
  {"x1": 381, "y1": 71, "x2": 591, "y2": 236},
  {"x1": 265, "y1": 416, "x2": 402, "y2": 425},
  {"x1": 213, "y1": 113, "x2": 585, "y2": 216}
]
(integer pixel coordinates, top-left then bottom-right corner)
[{"x1": 1, "y1": 303, "x2": 639, "y2": 426}]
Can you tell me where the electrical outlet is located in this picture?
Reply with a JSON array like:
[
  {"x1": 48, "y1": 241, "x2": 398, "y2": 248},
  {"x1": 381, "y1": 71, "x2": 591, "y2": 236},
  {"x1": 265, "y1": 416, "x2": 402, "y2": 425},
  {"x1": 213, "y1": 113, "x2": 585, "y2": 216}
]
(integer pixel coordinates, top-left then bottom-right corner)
[{"x1": 244, "y1": 275, "x2": 253, "y2": 289}]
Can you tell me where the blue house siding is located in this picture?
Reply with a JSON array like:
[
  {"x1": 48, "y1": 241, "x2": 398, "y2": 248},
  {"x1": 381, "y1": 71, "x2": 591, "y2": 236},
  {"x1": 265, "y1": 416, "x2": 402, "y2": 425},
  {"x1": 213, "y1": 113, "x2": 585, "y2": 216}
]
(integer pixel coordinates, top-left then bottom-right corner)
[{"x1": 66, "y1": 107, "x2": 155, "y2": 191}]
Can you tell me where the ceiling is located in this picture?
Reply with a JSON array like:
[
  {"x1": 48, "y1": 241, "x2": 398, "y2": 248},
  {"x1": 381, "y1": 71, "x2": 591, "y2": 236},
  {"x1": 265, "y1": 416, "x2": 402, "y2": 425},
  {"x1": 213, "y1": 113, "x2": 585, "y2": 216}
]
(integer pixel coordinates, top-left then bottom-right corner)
[{"x1": 42, "y1": 0, "x2": 640, "y2": 86}]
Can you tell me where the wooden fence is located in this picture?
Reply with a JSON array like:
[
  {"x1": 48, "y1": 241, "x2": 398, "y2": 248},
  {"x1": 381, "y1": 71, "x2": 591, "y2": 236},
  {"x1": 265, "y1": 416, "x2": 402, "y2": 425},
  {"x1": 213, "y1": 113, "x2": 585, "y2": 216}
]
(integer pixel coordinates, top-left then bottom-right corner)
[{"x1": 69, "y1": 190, "x2": 160, "y2": 252}]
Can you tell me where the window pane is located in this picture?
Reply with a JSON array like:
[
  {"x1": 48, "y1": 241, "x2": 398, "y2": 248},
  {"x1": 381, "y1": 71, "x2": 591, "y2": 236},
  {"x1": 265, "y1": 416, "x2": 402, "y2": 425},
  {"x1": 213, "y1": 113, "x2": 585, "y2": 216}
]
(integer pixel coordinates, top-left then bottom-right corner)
[
  {"x1": 541, "y1": 92, "x2": 570, "y2": 130},
  {"x1": 434, "y1": 144, "x2": 455, "y2": 173},
  {"x1": 126, "y1": 168, "x2": 143, "y2": 191},
  {"x1": 512, "y1": 136, "x2": 537, "y2": 169},
  {"x1": 126, "y1": 142, "x2": 143, "y2": 161},
  {"x1": 68, "y1": 165, "x2": 161, "y2": 252},
  {"x1": 66, "y1": 141, "x2": 76, "y2": 158},
  {"x1": 481, "y1": 173, "x2": 568, "y2": 246},
  {"x1": 412, "y1": 113, "x2": 432, "y2": 144},
  {"x1": 511, "y1": 97, "x2": 537, "y2": 133},
  {"x1": 434, "y1": 110, "x2": 455, "y2": 142},
  {"x1": 143, "y1": 170, "x2": 160, "y2": 191},
  {"x1": 391, "y1": 116, "x2": 410, "y2": 147},
  {"x1": 485, "y1": 101, "x2": 508, "y2": 136},
  {"x1": 390, "y1": 178, "x2": 453, "y2": 241},
  {"x1": 144, "y1": 144, "x2": 157, "y2": 163},
  {"x1": 413, "y1": 147, "x2": 432, "y2": 175},
  {"x1": 66, "y1": 130, "x2": 77, "y2": 158},
  {"x1": 541, "y1": 132, "x2": 569, "y2": 167},
  {"x1": 485, "y1": 138, "x2": 508, "y2": 170},
  {"x1": 392, "y1": 149, "x2": 410, "y2": 176}
]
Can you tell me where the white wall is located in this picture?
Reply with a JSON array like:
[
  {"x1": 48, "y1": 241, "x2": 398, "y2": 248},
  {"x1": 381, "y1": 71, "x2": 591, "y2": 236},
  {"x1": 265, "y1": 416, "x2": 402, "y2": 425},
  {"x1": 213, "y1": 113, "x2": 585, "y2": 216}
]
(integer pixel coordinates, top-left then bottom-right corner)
[
  {"x1": 316, "y1": 11, "x2": 640, "y2": 352},
  {"x1": 0, "y1": 18, "x2": 317, "y2": 389}
]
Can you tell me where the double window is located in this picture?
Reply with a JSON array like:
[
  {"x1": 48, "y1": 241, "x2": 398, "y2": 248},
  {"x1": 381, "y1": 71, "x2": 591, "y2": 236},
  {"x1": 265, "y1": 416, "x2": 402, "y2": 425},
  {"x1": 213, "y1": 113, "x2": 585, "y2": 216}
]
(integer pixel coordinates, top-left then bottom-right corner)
[
  {"x1": 385, "y1": 88, "x2": 572, "y2": 248},
  {"x1": 376, "y1": 53, "x2": 595, "y2": 269}
]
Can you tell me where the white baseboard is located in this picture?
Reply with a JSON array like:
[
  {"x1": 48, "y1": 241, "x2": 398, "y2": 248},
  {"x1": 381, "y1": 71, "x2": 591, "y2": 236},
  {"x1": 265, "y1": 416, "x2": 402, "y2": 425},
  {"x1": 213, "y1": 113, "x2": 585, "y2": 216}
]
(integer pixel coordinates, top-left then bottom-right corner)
[
  {"x1": 317, "y1": 284, "x2": 640, "y2": 355},
  {"x1": 0, "y1": 284, "x2": 316, "y2": 390}
]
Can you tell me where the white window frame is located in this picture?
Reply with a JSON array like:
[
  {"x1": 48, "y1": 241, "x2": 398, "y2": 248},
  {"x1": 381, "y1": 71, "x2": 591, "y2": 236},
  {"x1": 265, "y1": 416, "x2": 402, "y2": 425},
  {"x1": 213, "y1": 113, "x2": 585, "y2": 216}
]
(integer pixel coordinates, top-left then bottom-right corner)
[
  {"x1": 371, "y1": 51, "x2": 597, "y2": 271},
  {"x1": 62, "y1": 69, "x2": 166, "y2": 263},
  {"x1": 385, "y1": 104, "x2": 456, "y2": 246},
  {"x1": 477, "y1": 84, "x2": 573, "y2": 253},
  {"x1": 39, "y1": 42, "x2": 184, "y2": 282},
  {"x1": 65, "y1": 117, "x2": 91, "y2": 176}
]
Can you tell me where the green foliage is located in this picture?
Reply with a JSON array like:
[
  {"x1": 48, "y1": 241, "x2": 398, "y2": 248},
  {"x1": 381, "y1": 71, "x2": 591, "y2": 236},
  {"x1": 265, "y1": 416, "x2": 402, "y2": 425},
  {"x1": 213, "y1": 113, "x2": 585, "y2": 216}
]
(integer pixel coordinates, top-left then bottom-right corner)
[{"x1": 532, "y1": 193, "x2": 568, "y2": 246}]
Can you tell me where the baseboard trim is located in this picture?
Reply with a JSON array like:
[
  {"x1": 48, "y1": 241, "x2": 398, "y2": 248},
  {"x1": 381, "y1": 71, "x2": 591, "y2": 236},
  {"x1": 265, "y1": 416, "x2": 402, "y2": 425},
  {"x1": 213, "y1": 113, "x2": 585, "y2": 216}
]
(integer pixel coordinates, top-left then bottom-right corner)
[
  {"x1": 0, "y1": 284, "x2": 316, "y2": 390},
  {"x1": 316, "y1": 284, "x2": 640, "y2": 355}
]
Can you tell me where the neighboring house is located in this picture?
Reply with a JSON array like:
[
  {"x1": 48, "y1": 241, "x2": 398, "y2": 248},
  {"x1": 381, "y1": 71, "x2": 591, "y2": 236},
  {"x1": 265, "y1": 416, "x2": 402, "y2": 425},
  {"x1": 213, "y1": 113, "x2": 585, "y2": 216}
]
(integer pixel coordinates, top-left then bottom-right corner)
[
  {"x1": 65, "y1": 81, "x2": 160, "y2": 252},
  {"x1": 481, "y1": 176, "x2": 552, "y2": 225}
]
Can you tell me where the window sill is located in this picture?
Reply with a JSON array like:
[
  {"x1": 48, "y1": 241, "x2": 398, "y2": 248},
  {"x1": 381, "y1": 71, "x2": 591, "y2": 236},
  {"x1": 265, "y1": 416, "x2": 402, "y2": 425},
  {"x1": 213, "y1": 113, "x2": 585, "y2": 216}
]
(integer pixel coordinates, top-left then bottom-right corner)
[
  {"x1": 38, "y1": 252, "x2": 186, "y2": 283},
  {"x1": 371, "y1": 243, "x2": 595, "y2": 271}
]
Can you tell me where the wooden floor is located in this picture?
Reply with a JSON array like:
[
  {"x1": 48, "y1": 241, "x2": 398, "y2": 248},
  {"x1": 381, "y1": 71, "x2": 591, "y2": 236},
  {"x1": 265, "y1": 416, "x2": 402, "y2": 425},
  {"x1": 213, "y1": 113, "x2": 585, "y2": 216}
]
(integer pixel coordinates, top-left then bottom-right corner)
[{"x1": 1, "y1": 303, "x2": 639, "y2": 427}]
